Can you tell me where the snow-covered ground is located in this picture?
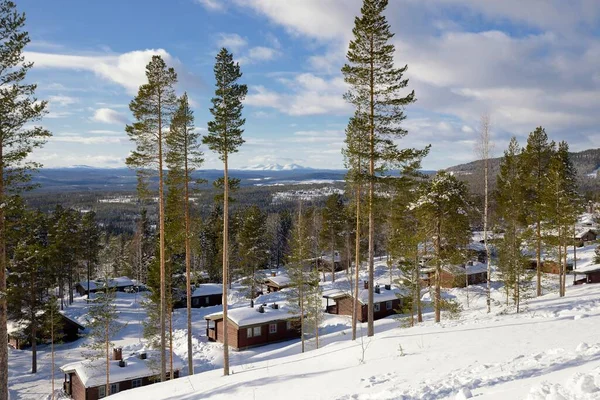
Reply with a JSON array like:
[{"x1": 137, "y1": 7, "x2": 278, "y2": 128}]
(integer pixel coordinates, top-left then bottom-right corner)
[{"x1": 8, "y1": 248, "x2": 600, "y2": 399}]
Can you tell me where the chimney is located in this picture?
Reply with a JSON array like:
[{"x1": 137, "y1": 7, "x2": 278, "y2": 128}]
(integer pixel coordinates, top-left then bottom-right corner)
[
  {"x1": 375, "y1": 285, "x2": 380, "y2": 294},
  {"x1": 258, "y1": 305, "x2": 265, "y2": 313},
  {"x1": 271, "y1": 271, "x2": 276, "y2": 277},
  {"x1": 138, "y1": 352, "x2": 147, "y2": 360},
  {"x1": 113, "y1": 347, "x2": 122, "y2": 361},
  {"x1": 270, "y1": 303, "x2": 279, "y2": 310},
  {"x1": 385, "y1": 284, "x2": 391, "y2": 291},
  {"x1": 118, "y1": 360, "x2": 126, "y2": 368},
  {"x1": 363, "y1": 280, "x2": 368, "y2": 290}
]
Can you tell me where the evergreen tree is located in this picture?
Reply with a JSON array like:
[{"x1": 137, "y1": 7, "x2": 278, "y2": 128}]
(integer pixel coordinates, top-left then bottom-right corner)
[
  {"x1": 80, "y1": 211, "x2": 101, "y2": 300},
  {"x1": 40, "y1": 295, "x2": 64, "y2": 399},
  {"x1": 496, "y1": 137, "x2": 529, "y2": 312},
  {"x1": 202, "y1": 47, "x2": 247, "y2": 375},
  {"x1": 126, "y1": 55, "x2": 178, "y2": 381},
  {"x1": 411, "y1": 172, "x2": 471, "y2": 322},
  {"x1": 166, "y1": 92, "x2": 204, "y2": 375},
  {"x1": 130, "y1": 208, "x2": 155, "y2": 284},
  {"x1": 342, "y1": 0, "x2": 428, "y2": 336},
  {"x1": 84, "y1": 286, "x2": 122, "y2": 398},
  {"x1": 521, "y1": 127, "x2": 554, "y2": 296},
  {"x1": 7, "y1": 209, "x2": 49, "y2": 373},
  {"x1": 0, "y1": 2, "x2": 52, "y2": 385},
  {"x1": 237, "y1": 206, "x2": 269, "y2": 305},
  {"x1": 320, "y1": 193, "x2": 346, "y2": 282}
]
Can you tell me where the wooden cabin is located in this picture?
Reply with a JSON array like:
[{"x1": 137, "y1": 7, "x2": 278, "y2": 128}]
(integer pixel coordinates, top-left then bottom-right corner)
[
  {"x1": 204, "y1": 303, "x2": 301, "y2": 350},
  {"x1": 573, "y1": 266, "x2": 600, "y2": 285},
  {"x1": 322, "y1": 282, "x2": 406, "y2": 322},
  {"x1": 8, "y1": 313, "x2": 84, "y2": 350},
  {"x1": 76, "y1": 277, "x2": 134, "y2": 296},
  {"x1": 190, "y1": 283, "x2": 223, "y2": 308},
  {"x1": 266, "y1": 273, "x2": 291, "y2": 293},
  {"x1": 422, "y1": 262, "x2": 488, "y2": 288},
  {"x1": 575, "y1": 229, "x2": 597, "y2": 246},
  {"x1": 61, "y1": 349, "x2": 182, "y2": 400}
]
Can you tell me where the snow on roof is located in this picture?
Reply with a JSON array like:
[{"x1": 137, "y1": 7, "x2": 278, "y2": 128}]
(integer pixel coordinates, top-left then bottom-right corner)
[
  {"x1": 444, "y1": 262, "x2": 488, "y2": 276},
  {"x1": 205, "y1": 303, "x2": 300, "y2": 327},
  {"x1": 322, "y1": 289, "x2": 348, "y2": 300},
  {"x1": 78, "y1": 281, "x2": 98, "y2": 290},
  {"x1": 192, "y1": 283, "x2": 223, "y2": 297},
  {"x1": 267, "y1": 274, "x2": 291, "y2": 287},
  {"x1": 106, "y1": 277, "x2": 134, "y2": 288},
  {"x1": 356, "y1": 285, "x2": 406, "y2": 305},
  {"x1": 575, "y1": 229, "x2": 596, "y2": 239},
  {"x1": 61, "y1": 351, "x2": 182, "y2": 388}
]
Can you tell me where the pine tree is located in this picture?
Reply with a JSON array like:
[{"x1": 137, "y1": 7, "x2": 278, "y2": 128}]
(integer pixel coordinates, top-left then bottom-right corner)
[
  {"x1": 166, "y1": 92, "x2": 204, "y2": 376},
  {"x1": 343, "y1": 110, "x2": 369, "y2": 341},
  {"x1": 7, "y1": 209, "x2": 49, "y2": 373},
  {"x1": 496, "y1": 137, "x2": 529, "y2": 312},
  {"x1": 0, "y1": 2, "x2": 52, "y2": 387},
  {"x1": 237, "y1": 206, "x2": 269, "y2": 305},
  {"x1": 80, "y1": 211, "x2": 101, "y2": 300},
  {"x1": 84, "y1": 285, "x2": 122, "y2": 397},
  {"x1": 40, "y1": 295, "x2": 64, "y2": 400},
  {"x1": 521, "y1": 127, "x2": 555, "y2": 297},
  {"x1": 342, "y1": 0, "x2": 428, "y2": 336},
  {"x1": 126, "y1": 55, "x2": 178, "y2": 381},
  {"x1": 203, "y1": 47, "x2": 247, "y2": 376},
  {"x1": 320, "y1": 193, "x2": 346, "y2": 282},
  {"x1": 411, "y1": 172, "x2": 471, "y2": 322}
]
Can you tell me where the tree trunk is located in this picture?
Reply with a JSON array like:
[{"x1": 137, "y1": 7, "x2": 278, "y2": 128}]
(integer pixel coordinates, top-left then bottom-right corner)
[
  {"x1": 484, "y1": 151, "x2": 491, "y2": 313},
  {"x1": 51, "y1": 304, "x2": 55, "y2": 400},
  {"x1": 169, "y1": 309, "x2": 174, "y2": 380},
  {"x1": 331, "y1": 237, "x2": 335, "y2": 283},
  {"x1": 222, "y1": 153, "x2": 230, "y2": 376},
  {"x1": 31, "y1": 318, "x2": 37, "y2": 374},
  {"x1": 158, "y1": 100, "x2": 167, "y2": 382},
  {"x1": 184, "y1": 124, "x2": 194, "y2": 376},
  {"x1": 536, "y1": 220, "x2": 542, "y2": 296},
  {"x1": 435, "y1": 218, "x2": 441, "y2": 323},
  {"x1": 367, "y1": 35, "x2": 375, "y2": 338},
  {"x1": 352, "y1": 183, "x2": 361, "y2": 341},
  {"x1": 106, "y1": 319, "x2": 110, "y2": 396},
  {"x1": 0, "y1": 144, "x2": 7, "y2": 400}
]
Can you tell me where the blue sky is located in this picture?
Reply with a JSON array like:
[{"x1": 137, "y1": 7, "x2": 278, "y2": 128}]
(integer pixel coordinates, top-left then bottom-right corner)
[{"x1": 20, "y1": 0, "x2": 600, "y2": 170}]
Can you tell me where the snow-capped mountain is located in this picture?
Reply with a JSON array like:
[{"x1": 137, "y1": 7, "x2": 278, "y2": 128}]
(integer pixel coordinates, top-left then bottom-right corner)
[{"x1": 238, "y1": 163, "x2": 312, "y2": 171}]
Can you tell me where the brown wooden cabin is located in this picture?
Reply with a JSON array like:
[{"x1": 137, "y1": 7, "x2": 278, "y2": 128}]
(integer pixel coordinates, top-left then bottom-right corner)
[
  {"x1": 205, "y1": 303, "x2": 301, "y2": 350},
  {"x1": 573, "y1": 267, "x2": 600, "y2": 285},
  {"x1": 422, "y1": 262, "x2": 488, "y2": 288},
  {"x1": 173, "y1": 283, "x2": 223, "y2": 309},
  {"x1": 8, "y1": 313, "x2": 84, "y2": 350},
  {"x1": 527, "y1": 259, "x2": 574, "y2": 274},
  {"x1": 575, "y1": 229, "x2": 597, "y2": 246},
  {"x1": 61, "y1": 348, "x2": 181, "y2": 400},
  {"x1": 265, "y1": 273, "x2": 291, "y2": 293},
  {"x1": 323, "y1": 282, "x2": 405, "y2": 323}
]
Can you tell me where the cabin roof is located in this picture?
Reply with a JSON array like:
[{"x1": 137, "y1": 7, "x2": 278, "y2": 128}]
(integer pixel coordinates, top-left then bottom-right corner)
[
  {"x1": 61, "y1": 351, "x2": 182, "y2": 388},
  {"x1": 323, "y1": 285, "x2": 407, "y2": 305},
  {"x1": 192, "y1": 283, "x2": 223, "y2": 297},
  {"x1": 205, "y1": 303, "x2": 299, "y2": 327},
  {"x1": 266, "y1": 274, "x2": 291, "y2": 287}
]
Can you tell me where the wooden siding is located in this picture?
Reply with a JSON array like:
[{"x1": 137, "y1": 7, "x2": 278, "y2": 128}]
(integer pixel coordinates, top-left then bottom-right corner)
[
  {"x1": 190, "y1": 293, "x2": 222, "y2": 308},
  {"x1": 209, "y1": 317, "x2": 301, "y2": 350},
  {"x1": 329, "y1": 296, "x2": 402, "y2": 323}
]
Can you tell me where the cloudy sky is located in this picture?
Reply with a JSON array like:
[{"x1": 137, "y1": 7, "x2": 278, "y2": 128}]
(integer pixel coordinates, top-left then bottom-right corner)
[{"x1": 20, "y1": 0, "x2": 600, "y2": 170}]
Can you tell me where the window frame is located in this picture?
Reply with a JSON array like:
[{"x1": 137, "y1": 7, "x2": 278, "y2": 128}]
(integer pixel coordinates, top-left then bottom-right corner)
[
  {"x1": 205, "y1": 296, "x2": 210, "y2": 304},
  {"x1": 269, "y1": 323, "x2": 277, "y2": 334},
  {"x1": 98, "y1": 385, "x2": 106, "y2": 399},
  {"x1": 374, "y1": 303, "x2": 380, "y2": 312},
  {"x1": 253, "y1": 326, "x2": 261, "y2": 337},
  {"x1": 131, "y1": 378, "x2": 142, "y2": 388},
  {"x1": 386, "y1": 301, "x2": 392, "y2": 310},
  {"x1": 247, "y1": 327, "x2": 253, "y2": 338},
  {"x1": 110, "y1": 383, "x2": 119, "y2": 394},
  {"x1": 286, "y1": 321, "x2": 292, "y2": 330}
]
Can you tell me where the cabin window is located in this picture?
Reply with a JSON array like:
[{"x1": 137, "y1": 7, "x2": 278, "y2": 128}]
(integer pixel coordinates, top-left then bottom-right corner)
[
  {"x1": 132, "y1": 378, "x2": 142, "y2": 388},
  {"x1": 192, "y1": 298, "x2": 200, "y2": 306},
  {"x1": 247, "y1": 326, "x2": 262, "y2": 337},
  {"x1": 286, "y1": 321, "x2": 292, "y2": 330},
  {"x1": 374, "y1": 303, "x2": 380, "y2": 312},
  {"x1": 269, "y1": 323, "x2": 277, "y2": 334},
  {"x1": 98, "y1": 385, "x2": 106, "y2": 398},
  {"x1": 386, "y1": 301, "x2": 392, "y2": 310},
  {"x1": 253, "y1": 326, "x2": 261, "y2": 336},
  {"x1": 205, "y1": 296, "x2": 210, "y2": 304},
  {"x1": 111, "y1": 383, "x2": 119, "y2": 394},
  {"x1": 247, "y1": 327, "x2": 253, "y2": 338}
]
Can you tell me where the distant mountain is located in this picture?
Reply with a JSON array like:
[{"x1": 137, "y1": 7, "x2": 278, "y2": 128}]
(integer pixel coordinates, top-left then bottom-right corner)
[{"x1": 238, "y1": 163, "x2": 313, "y2": 171}]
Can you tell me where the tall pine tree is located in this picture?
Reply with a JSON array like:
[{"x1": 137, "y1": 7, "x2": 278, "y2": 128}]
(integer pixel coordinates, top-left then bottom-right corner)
[
  {"x1": 0, "y1": 2, "x2": 51, "y2": 389},
  {"x1": 202, "y1": 47, "x2": 247, "y2": 376},
  {"x1": 342, "y1": 0, "x2": 428, "y2": 336},
  {"x1": 126, "y1": 55, "x2": 178, "y2": 381}
]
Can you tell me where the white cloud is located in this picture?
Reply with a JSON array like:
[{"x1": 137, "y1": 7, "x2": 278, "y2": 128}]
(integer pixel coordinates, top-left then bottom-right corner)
[
  {"x1": 51, "y1": 135, "x2": 125, "y2": 145},
  {"x1": 195, "y1": 0, "x2": 226, "y2": 11},
  {"x1": 216, "y1": 33, "x2": 248, "y2": 52},
  {"x1": 246, "y1": 73, "x2": 349, "y2": 116},
  {"x1": 48, "y1": 95, "x2": 78, "y2": 106},
  {"x1": 239, "y1": 46, "x2": 280, "y2": 64},
  {"x1": 92, "y1": 108, "x2": 129, "y2": 125},
  {"x1": 25, "y1": 49, "x2": 182, "y2": 94}
]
